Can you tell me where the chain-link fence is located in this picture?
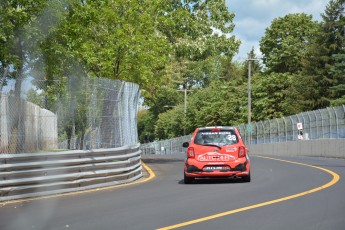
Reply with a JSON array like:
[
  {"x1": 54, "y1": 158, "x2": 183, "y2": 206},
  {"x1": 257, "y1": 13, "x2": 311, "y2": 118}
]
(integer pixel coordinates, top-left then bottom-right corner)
[
  {"x1": 140, "y1": 135, "x2": 192, "y2": 155},
  {"x1": 0, "y1": 95, "x2": 58, "y2": 153},
  {"x1": 238, "y1": 105, "x2": 345, "y2": 145},
  {"x1": 140, "y1": 105, "x2": 345, "y2": 155},
  {"x1": 0, "y1": 68, "x2": 140, "y2": 153},
  {"x1": 56, "y1": 77, "x2": 140, "y2": 150}
]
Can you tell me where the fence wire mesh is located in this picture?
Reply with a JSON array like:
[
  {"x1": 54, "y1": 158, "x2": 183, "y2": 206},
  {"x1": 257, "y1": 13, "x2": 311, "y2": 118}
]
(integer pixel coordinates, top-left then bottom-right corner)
[
  {"x1": 0, "y1": 68, "x2": 140, "y2": 153},
  {"x1": 140, "y1": 135, "x2": 192, "y2": 155},
  {"x1": 141, "y1": 105, "x2": 345, "y2": 155},
  {"x1": 238, "y1": 105, "x2": 345, "y2": 145}
]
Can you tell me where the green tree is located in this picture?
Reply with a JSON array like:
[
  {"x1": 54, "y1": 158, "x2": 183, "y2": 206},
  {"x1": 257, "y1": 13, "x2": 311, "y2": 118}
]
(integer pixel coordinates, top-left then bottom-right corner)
[
  {"x1": 144, "y1": 86, "x2": 183, "y2": 118},
  {"x1": 138, "y1": 85, "x2": 183, "y2": 141},
  {"x1": 157, "y1": 0, "x2": 240, "y2": 89},
  {"x1": 252, "y1": 72, "x2": 301, "y2": 120},
  {"x1": 0, "y1": 0, "x2": 50, "y2": 152},
  {"x1": 330, "y1": 53, "x2": 345, "y2": 105},
  {"x1": 300, "y1": 0, "x2": 345, "y2": 109},
  {"x1": 137, "y1": 109, "x2": 156, "y2": 143},
  {"x1": 60, "y1": 0, "x2": 170, "y2": 90},
  {"x1": 190, "y1": 85, "x2": 231, "y2": 127},
  {"x1": 140, "y1": 0, "x2": 241, "y2": 140},
  {"x1": 0, "y1": 0, "x2": 51, "y2": 85},
  {"x1": 186, "y1": 79, "x2": 247, "y2": 131},
  {"x1": 152, "y1": 78, "x2": 249, "y2": 140},
  {"x1": 154, "y1": 105, "x2": 185, "y2": 139},
  {"x1": 260, "y1": 13, "x2": 319, "y2": 74},
  {"x1": 30, "y1": 0, "x2": 73, "y2": 109}
]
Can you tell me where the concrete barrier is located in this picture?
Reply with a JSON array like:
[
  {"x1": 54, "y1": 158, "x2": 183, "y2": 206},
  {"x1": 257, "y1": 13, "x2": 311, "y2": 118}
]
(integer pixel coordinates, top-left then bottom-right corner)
[
  {"x1": 248, "y1": 139, "x2": 345, "y2": 159},
  {"x1": 0, "y1": 95, "x2": 58, "y2": 153}
]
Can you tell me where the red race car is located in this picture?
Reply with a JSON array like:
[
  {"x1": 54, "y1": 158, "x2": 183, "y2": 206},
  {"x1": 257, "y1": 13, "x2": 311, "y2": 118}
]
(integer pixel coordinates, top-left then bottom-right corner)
[{"x1": 182, "y1": 126, "x2": 251, "y2": 184}]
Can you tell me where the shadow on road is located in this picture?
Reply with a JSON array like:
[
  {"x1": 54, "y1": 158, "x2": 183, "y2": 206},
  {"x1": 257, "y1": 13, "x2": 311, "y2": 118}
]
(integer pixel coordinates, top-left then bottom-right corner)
[{"x1": 178, "y1": 178, "x2": 245, "y2": 185}]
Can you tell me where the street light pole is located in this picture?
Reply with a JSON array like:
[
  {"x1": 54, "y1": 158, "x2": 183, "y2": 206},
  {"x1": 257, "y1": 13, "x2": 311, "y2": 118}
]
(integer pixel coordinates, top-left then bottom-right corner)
[
  {"x1": 178, "y1": 81, "x2": 192, "y2": 135},
  {"x1": 177, "y1": 84, "x2": 189, "y2": 115}
]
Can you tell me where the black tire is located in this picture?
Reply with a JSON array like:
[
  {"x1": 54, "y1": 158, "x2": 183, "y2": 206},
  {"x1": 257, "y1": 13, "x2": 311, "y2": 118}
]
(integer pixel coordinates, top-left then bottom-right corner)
[
  {"x1": 242, "y1": 172, "x2": 251, "y2": 182},
  {"x1": 184, "y1": 173, "x2": 194, "y2": 184}
]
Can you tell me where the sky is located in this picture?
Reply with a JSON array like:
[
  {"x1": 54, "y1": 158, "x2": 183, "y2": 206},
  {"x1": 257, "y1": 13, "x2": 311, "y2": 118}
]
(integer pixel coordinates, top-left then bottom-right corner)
[{"x1": 226, "y1": 0, "x2": 330, "y2": 61}]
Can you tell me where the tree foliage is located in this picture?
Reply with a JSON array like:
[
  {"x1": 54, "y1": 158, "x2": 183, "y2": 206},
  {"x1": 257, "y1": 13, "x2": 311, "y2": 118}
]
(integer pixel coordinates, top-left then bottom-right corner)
[
  {"x1": 157, "y1": 0, "x2": 240, "y2": 90},
  {"x1": 299, "y1": 0, "x2": 345, "y2": 110},
  {"x1": 152, "y1": 63, "x2": 250, "y2": 140},
  {"x1": 330, "y1": 53, "x2": 345, "y2": 106},
  {"x1": 147, "y1": 1, "x2": 345, "y2": 141},
  {"x1": 137, "y1": 109, "x2": 155, "y2": 143},
  {"x1": 155, "y1": 105, "x2": 185, "y2": 139},
  {"x1": 2, "y1": 0, "x2": 345, "y2": 143},
  {"x1": 0, "y1": 0, "x2": 48, "y2": 68},
  {"x1": 252, "y1": 72, "x2": 301, "y2": 120},
  {"x1": 260, "y1": 13, "x2": 319, "y2": 74},
  {"x1": 61, "y1": 0, "x2": 170, "y2": 89}
]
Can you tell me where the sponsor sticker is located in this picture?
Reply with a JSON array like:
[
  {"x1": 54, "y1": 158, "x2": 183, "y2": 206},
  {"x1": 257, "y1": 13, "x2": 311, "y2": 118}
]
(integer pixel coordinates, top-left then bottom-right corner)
[
  {"x1": 197, "y1": 152, "x2": 235, "y2": 162},
  {"x1": 201, "y1": 132, "x2": 233, "y2": 135},
  {"x1": 226, "y1": 147, "x2": 237, "y2": 153}
]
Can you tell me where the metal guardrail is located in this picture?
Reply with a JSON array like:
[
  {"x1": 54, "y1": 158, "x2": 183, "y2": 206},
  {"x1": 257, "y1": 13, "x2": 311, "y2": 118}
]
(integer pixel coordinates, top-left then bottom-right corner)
[{"x1": 0, "y1": 144, "x2": 142, "y2": 202}]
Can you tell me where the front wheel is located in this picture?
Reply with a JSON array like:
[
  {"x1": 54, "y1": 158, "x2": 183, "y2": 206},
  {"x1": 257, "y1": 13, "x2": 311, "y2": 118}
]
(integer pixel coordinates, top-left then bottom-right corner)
[{"x1": 184, "y1": 173, "x2": 194, "y2": 184}]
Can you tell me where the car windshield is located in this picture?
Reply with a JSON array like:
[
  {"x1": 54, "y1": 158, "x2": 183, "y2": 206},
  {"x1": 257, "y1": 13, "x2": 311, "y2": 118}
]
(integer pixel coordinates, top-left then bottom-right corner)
[{"x1": 194, "y1": 130, "x2": 238, "y2": 146}]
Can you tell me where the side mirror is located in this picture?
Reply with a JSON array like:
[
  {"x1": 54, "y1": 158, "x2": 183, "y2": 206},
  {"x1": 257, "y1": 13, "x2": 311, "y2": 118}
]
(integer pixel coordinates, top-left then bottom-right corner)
[{"x1": 182, "y1": 142, "x2": 189, "y2": 148}]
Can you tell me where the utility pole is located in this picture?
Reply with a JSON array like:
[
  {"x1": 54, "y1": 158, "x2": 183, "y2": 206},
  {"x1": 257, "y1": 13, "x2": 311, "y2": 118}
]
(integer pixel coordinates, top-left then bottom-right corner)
[
  {"x1": 248, "y1": 53, "x2": 252, "y2": 128},
  {"x1": 247, "y1": 53, "x2": 252, "y2": 144},
  {"x1": 184, "y1": 86, "x2": 187, "y2": 114},
  {"x1": 247, "y1": 51, "x2": 260, "y2": 144}
]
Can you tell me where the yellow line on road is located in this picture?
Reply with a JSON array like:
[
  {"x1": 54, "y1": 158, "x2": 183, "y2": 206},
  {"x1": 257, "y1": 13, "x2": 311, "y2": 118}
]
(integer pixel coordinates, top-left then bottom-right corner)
[
  {"x1": 157, "y1": 156, "x2": 340, "y2": 230},
  {"x1": 0, "y1": 162, "x2": 156, "y2": 206}
]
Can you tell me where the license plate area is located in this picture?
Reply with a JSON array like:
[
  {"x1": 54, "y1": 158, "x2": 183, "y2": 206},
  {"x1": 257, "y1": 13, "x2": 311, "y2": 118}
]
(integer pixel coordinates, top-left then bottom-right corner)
[{"x1": 203, "y1": 166, "x2": 231, "y2": 172}]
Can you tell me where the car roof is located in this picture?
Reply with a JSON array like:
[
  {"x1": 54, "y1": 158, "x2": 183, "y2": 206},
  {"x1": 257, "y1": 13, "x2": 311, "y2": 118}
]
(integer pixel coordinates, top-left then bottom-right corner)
[{"x1": 197, "y1": 126, "x2": 235, "y2": 131}]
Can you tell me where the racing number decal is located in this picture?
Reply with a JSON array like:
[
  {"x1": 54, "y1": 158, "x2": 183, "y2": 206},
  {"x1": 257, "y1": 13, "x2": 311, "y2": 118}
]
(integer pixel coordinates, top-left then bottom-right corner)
[{"x1": 226, "y1": 135, "x2": 237, "y2": 141}]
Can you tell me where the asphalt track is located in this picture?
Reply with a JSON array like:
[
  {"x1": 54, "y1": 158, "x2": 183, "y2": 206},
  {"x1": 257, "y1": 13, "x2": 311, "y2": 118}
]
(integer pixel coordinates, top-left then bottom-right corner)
[{"x1": 0, "y1": 153, "x2": 344, "y2": 230}]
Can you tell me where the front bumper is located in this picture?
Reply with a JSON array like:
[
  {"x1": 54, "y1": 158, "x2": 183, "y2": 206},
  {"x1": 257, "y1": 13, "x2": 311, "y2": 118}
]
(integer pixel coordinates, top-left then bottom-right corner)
[{"x1": 184, "y1": 157, "x2": 250, "y2": 178}]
